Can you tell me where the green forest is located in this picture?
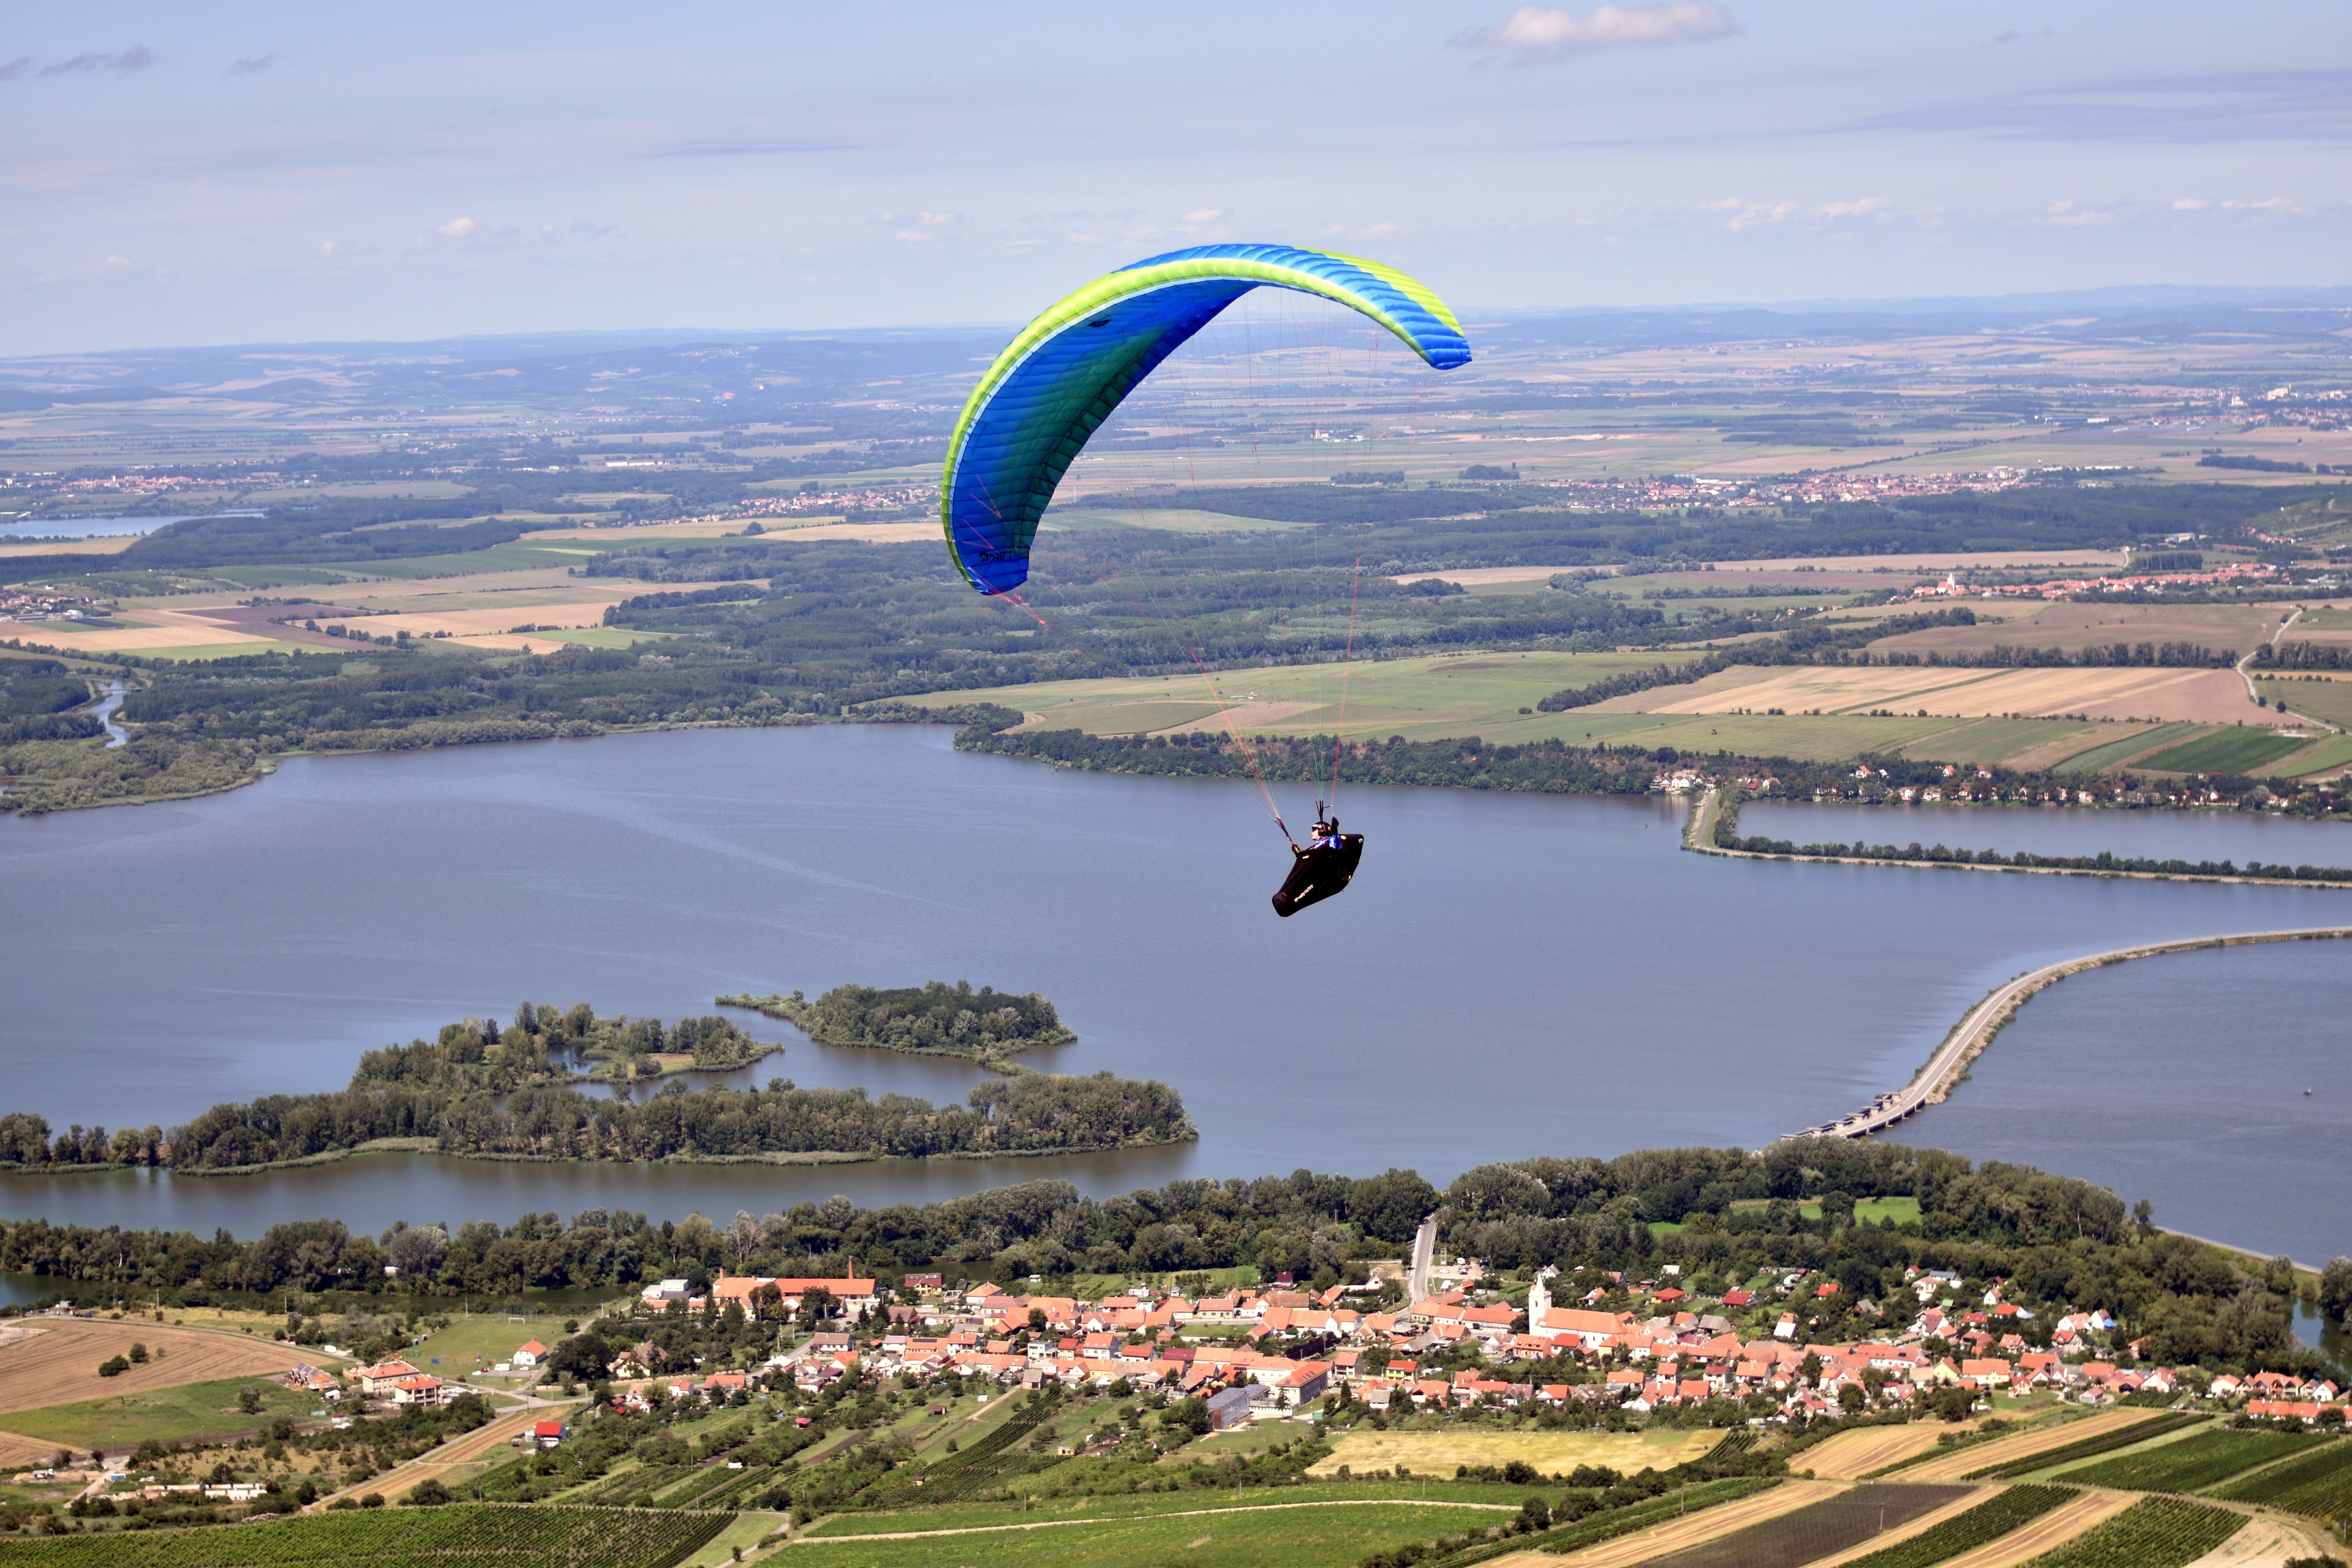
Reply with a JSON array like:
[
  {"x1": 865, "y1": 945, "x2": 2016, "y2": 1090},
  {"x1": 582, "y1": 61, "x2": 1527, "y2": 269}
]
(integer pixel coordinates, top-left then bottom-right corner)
[{"x1": 723, "y1": 981, "x2": 1074, "y2": 1071}]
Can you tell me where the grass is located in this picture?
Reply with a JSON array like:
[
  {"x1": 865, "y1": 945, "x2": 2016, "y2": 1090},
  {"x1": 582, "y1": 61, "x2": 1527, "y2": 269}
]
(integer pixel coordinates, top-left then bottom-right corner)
[
  {"x1": 2256, "y1": 674, "x2": 2352, "y2": 731},
  {"x1": 2010, "y1": 1494, "x2": 2245, "y2": 1568},
  {"x1": 2212, "y1": 1435, "x2": 2352, "y2": 1516},
  {"x1": 2273, "y1": 733, "x2": 2352, "y2": 777},
  {"x1": 0, "y1": 1375, "x2": 315, "y2": 1449},
  {"x1": 1039, "y1": 508, "x2": 1313, "y2": 533},
  {"x1": 405, "y1": 1312, "x2": 567, "y2": 1380},
  {"x1": 1722, "y1": 1197, "x2": 1919, "y2": 1224},
  {"x1": 318, "y1": 541, "x2": 607, "y2": 579},
  {"x1": 2133, "y1": 726, "x2": 2316, "y2": 776},
  {"x1": 2054, "y1": 1427, "x2": 2319, "y2": 1491},
  {"x1": 1304, "y1": 1428, "x2": 1720, "y2": 1479},
  {"x1": 0, "y1": 1503, "x2": 731, "y2": 1566}
]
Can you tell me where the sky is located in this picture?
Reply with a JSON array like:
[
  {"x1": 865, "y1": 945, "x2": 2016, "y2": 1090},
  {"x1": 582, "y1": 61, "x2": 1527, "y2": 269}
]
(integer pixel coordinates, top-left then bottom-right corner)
[{"x1": 4, "y1": 1, "x2": 2349, "y2": 355}]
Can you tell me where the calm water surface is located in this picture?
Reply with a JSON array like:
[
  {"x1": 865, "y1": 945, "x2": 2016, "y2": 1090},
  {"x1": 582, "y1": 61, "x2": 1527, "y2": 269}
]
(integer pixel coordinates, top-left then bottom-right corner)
[{"x1": 3, "y1": 727, "x2": 2346, "y2": 1251}]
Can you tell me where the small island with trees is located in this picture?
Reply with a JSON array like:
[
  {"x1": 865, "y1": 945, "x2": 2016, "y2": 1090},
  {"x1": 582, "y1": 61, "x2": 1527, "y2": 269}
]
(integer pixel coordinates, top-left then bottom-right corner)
[{"x1": 720, "y1": 981, "x2": 1076, "y2": 1072}]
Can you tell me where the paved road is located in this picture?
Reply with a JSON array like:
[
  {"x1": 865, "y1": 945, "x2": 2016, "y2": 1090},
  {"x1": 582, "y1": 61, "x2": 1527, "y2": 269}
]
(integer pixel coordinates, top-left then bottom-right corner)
[{"x1": 1407, "y1": 1214, "x2": 1438, "y2": 1303}]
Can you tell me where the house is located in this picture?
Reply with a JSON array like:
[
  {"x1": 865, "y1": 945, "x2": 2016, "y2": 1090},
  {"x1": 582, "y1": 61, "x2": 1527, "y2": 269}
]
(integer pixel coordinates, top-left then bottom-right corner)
[
  {"x1": 513, "y1": 1340, "x2": 548, "y2": 1368},
  {"x1": 1959, "y1": 1358, "x2": 2012, "y2": 1389},
  {"x1": 353, "y1": 1359, "x2": 426, "y2": 1397},
  {"x1": 388, "y1": 1374, "x2": 447, "y2": 1407},
  {"x1": 531, "y1": 1419, "x2": 567, "y2": 1448}
]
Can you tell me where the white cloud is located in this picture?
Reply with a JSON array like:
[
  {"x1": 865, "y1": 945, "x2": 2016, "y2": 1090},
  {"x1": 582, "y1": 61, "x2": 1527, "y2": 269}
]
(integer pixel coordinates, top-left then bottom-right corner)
[
  {"x1": 2173, "y1": 197, "x2": 2209, "y2": 210},
  {"x1": 319, "y1": 239, "x2": 338, "y2": 256},
  {"x1": 914, "y1": 211, "x2": 952, "y2": 226},
  {"x1": 894, "y1": 229, "x2": 935, "y2": 242},
  {"x1": 1453, "y1": 3, "x2": 1736, "y2": 62},
  {"x1": 2042, "y1": 199, "x2": 2112, "y2": 227},
  {"x1": 435, "y1": 217, "x2": 476, "y2": 238},
  {"x1": 1704, "y1": 197, "x2": 1793, "y2": 230},
  {"x1": 228, "y1": 53, "x2": 276, "y2": 76},
  {"x1": 1182, "y1": 208, "x2": 1222, "y2": 224},
  {"x1": 1820, "y1": 197, "x2": 1889, "y2": 219}
]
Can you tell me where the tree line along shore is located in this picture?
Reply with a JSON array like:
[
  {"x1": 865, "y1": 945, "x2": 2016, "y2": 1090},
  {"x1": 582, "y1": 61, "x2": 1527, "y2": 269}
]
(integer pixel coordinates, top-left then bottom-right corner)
[{"x1": 0, "y1": 1001, "x2": 1189, "y2": 1175}]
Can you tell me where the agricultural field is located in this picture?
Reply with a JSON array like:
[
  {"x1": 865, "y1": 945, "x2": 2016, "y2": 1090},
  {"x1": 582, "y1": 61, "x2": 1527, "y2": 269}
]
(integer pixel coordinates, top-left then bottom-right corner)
[
  {"x1": 320, "y1": 1404, "x2": 573, "y2": 1507},
  {"x1": 1798, "y1": 1420, "x2": 1963, "y2": 1480},
  {"x1": 2005, "y1": 1495, "x2": 2245, "y2": 1568},
  {"x1": 1587, "y1": 661, "x2": 2266, "y2": 729},
  {"x1": 801, "y1": 1481, "x2": 1540, "y2": 1539},
  {"x1": 2132, "y1": 727, "x2": 2326, "y2": 777},
  {"x1": 2053, "y1": 1427, "x2": 2320, "y2": 1492},
  {"x1": 1532, "y1": 1479, "x2": 1831, "y2": 1567},
  {"x1": 1623, "y1": 1482, "x2": 1975, "y2": 1568},
  {"x1": 402, "y1": 1313, "x2": 575, "y2": 1383},
  {"x1": 1967, "y1": 1413, "x2": 2209, "y2": 1481},
  {"x1": 1898, "y1": 1412, "x2": 2150, "y2": 1483},
  {"x1": 0, "y1": 1375, "x2": 317, "y2": 1451},
  {"x1": 952, "y1": 655, "x2": 2117, "y2": 766},
  {"x1": 2212, "y1": 1434, "x2": 2352, "y2": 1517},
  {"x1": 771, "y1": 1498, "x2": 1529, "y2": 1568},
  {"x1": 0, "y1": 1504, "x2": 731, "y2": 1567},
  {"x1": 1834, "y1": 1485, "x2": 2078, "y2": 1568},
  {"x1": 0, "y1": 1321, "x2": 310, "y2": 1417},
  {"x1": 1304, "y1": 1428, "x2": 1721, "y2": 1479}
]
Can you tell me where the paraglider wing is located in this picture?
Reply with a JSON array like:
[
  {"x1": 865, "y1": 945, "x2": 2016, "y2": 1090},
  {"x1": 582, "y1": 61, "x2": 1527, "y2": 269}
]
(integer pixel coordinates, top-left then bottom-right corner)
[
  {"x1": 1272, "y1": 832, "x2": 1365, "y2": 918},
  {"x1": 940, "y1": 244, "x2": 1472, "y2": 595}
]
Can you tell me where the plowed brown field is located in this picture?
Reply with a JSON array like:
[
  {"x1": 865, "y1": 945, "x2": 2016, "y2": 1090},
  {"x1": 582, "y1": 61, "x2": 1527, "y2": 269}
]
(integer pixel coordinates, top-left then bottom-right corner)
[
  {"x1": 1900, "y1": 1410, "x2": 2152, "y2": 1482},
  {"x1": 1536, "y1": 1479, "x2": 1837, "y2": 1567},
  {"x1": 0, "y1": 1320, "x2": 309, "y2": 1416},
  {"x1": 1802, "y1": 1422, "x2": 1980, "y2": 1480},
  {"x1": 0, "y1": 1430, "x2": 60, "y2": 1469}
]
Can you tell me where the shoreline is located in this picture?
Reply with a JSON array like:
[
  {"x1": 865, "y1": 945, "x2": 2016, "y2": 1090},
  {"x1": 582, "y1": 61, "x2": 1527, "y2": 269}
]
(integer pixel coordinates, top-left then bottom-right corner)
[
  {"x1": 1684, "y1": 786, "x2": 2352, "y2": 891},
  {"x1": 0, "y1": 1129, "x2": 1199, "y2": 1183}
]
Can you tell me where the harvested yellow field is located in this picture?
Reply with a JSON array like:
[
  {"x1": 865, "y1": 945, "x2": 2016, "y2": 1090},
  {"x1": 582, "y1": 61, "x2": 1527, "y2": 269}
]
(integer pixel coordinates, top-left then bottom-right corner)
[
  {"x1": 1899, "y1": 1409, "x2": 2149, "y2": 1482},
  {"x1": 0, "y1": 1320, "x2": 309, "y2": 1415},
  {"x1": 0, "y1": 533, "x2": 140, "y2": 559},
  {"x1": 2183, "y1": 1512, "x2": 2343, "y2": 1567},
  {"x1": 1536, "y1": 1479, "x2": 1836, "y2": 1566},
  {"x1": 1305, "y1": 1428, "x2": 1721, "y2": 1479},
  {"x1": 0, "y1": 1430, "x2": 59, "y2": 1469},
  {"x1": 1929, "y1": 1488, "x2": 2137, "y2": 1568},
  {"x1": 1801, "y1": 1421, "x2": 1978, "y2": 1480},
  {"x1": 1589, "y1": 661, "x2": 2268, "y2": 727}
]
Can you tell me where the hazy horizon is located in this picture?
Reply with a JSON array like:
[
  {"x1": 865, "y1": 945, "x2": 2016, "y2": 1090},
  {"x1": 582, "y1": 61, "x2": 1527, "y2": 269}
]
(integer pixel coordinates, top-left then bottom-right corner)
[{"x1": 6, "y1": 1, "x2": 2348, "y2": 358}]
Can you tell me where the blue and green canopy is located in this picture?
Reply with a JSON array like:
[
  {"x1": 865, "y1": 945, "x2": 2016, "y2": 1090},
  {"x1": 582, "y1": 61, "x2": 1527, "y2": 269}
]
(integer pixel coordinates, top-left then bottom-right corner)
[{"x1": 940, "y1": 243, "x2": 1472, "y2": 595}]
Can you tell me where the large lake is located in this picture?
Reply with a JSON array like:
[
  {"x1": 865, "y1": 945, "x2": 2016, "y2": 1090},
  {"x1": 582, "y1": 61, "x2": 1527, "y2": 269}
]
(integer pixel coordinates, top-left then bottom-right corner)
[{"x1": 3, "y1": 729, "x2": 2348, "y2": 1261}]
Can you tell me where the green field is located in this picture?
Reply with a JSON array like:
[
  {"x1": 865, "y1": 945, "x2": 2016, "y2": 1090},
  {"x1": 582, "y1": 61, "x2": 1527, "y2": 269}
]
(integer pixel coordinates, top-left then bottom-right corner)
[
  {"x1": 0, "y1": 1376, "x2": 320, "y2": 1450},
  {"x1": 1968, "y1": 1414, "x2": 2208, "y2": 1480},
  {"x1": 318, "y1": 541, "x2": 608, "y2": 579},
  {"x1": 1836, "y1": 1485, "x2": 2076, "y2": 1568},
  {"x1": 2055, "y1": 1427, "x2": 2319, "y2": 1491},
  {"x1": 2049, "y1": 724, "x2": 2209, "y2": 775},
  {"x1": 777, "y1": 1499, "x2": 1517, "y2": 1568},
  {"x1": 802, "y1": 1480, "x2": 1538, "y2": 1538},
  {"x1": 406, "y1": 1311, "x2": 579, "y2": 1379},
  {"x1": 2133, "y1": 726, "x2": 2318, "y2": 776},
  {"x1": 2214, "y1": 1435, "x2": 2352, "y2": 1515},
  {"x1": 1725, "y1": 1196, "x2": 1920, "y2": 1224},
  {"x1": 0, "y1": 1504, "x2": 729, "y2": 1567},
  {"x1": 949, "y1": 654, "x2": 2106, "y2": 764}
]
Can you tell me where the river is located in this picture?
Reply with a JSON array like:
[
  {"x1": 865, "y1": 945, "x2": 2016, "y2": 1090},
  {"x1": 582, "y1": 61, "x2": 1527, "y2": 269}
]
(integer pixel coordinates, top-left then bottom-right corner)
[{"x1": 3, "y1": 727, "x2": 2348, "y2": 1257}]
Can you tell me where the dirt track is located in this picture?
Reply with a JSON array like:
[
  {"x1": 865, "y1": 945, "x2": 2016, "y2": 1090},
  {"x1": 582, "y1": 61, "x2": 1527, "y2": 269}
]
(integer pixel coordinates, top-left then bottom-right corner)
[{"x1": 0, "y1": 1321, "x2": 309, "y2": 1416}]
